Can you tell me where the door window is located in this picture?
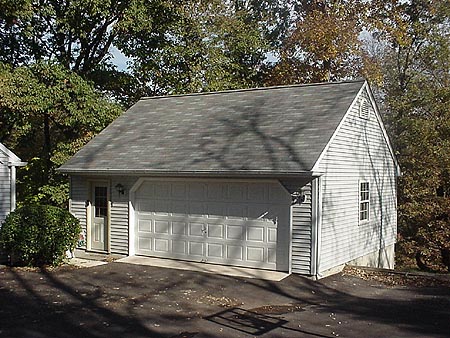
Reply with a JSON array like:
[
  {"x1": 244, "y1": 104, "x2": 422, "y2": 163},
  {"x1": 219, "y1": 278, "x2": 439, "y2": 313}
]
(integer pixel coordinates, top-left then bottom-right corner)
[{"x1": 94, "y1": 186, "x2": 108, "y2": 217}]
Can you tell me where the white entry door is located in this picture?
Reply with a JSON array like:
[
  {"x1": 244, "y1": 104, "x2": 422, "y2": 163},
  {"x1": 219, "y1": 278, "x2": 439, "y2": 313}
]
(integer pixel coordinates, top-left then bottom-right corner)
[
  {"x1": 134, "y1": 179, "x2": 290, "y2": 271},
  {"x1": 90, "y1": 183, "x2": 108, "y2": 251}
]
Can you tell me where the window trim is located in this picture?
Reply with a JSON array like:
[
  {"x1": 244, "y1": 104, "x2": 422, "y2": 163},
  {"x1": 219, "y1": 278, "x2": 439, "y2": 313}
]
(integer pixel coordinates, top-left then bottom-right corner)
[{"x1": 359, "y1": 181, "x2": 370, "y2": 223}]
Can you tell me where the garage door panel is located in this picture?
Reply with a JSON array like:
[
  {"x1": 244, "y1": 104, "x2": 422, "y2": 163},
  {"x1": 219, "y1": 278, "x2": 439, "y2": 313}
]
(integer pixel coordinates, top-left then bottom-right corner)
[
  {"x1": 154, "y1": 220, "x2": 169, "y2": 234},
  {"x1": 138, "y1": 237, "x2": 152, "y2": 251},
  {"x1": 138, "y1": 219, "x2": 152, "y2": 233},
  {"x1": 247, "y1": 246, "x2": 264, "y2": 262},
  {"x1": 227, "y1": 225, "x2": 244, "y2": 240},
  {"x1": 172, "y1": 240, "x2": 186, "y2": 254},
  {"x1": 247, "y1": 226, "x2": 264, "y2": 242},
  {"x1": 172, "y1": 221, "x2": 187, "y2": 235},
  {"x1": 268, "y1": 248, "x2": 276, "y2": 263},
  {"x1": 268, "y1": 228, "x2": 277, "y2": 243},
  {"x1": 189, "y1": 222, "x2": 204, "y2": 237},
  {"x1": 207, "y1": 243, "x2": 224, "y2": 258},
  {"x1": 227, "y1": 245, "x2": 243, "y2": 260},
  {"x1": 189, "y1": 242, "x2": 204, "y2": 256},
  {"x1": 135, "y1": 180, "x2": 290, "y2": 271},
  {"x1": 207, "y1": 224, "x2": 224, "y2": 239},
  {"x1": 154, "y1": 238, "x2": 169, "y2": 252}
]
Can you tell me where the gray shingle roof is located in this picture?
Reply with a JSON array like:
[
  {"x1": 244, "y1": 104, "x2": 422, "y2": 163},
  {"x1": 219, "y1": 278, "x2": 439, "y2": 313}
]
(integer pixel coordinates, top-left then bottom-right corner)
[{"x1": 59, "y1": 80, "x2": 365, "y2": 175}]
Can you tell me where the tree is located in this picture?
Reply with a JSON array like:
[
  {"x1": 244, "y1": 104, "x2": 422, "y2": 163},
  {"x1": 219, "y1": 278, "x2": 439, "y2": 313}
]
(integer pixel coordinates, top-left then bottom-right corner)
[
  {"x1": 0, "y1": 62, "x2": 121, "y2": 206},
  {"x1": 367, "y1": 0, "x2": 450, "y2": 271},
  {"x1": 116, "y1": 0, "x2": 269, "y2": 95},
  {"x1": 0, "y1": 0, "x2": 177, "y2": 104},
  {"x1": 265, "y1": 0, "x2": 366, "y2": 85}
]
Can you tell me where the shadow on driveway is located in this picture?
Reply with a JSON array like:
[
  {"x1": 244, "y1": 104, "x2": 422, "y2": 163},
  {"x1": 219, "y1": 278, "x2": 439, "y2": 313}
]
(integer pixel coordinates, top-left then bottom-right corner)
[{"x1": 0, "y1": 262, "x2": 449, "y2": 338}]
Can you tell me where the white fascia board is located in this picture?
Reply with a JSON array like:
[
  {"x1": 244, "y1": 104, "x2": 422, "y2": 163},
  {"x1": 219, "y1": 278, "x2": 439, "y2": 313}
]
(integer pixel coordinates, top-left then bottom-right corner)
[
  {"x1": 0, "y1": 143, "x2": 22, "y2": 163},
  {"x1": 311, "y1": 81, "x2": 367, "y2": 172},
  {"x1": 7, "y1": 161, "x2": 27, "y2": 167}
]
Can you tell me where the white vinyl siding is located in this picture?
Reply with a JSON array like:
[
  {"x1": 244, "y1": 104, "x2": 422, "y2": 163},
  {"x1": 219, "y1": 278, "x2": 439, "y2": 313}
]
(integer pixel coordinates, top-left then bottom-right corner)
[
  {"x1": 70, "y1": 175, "x2": 137, "y2": 254},
  {"x1": 279, "y1": 178, "x2": 313, "y2": 275},
  {"x1": 316, "y1": 88, "x2": 397, "y2": 273},
  {"x1": 110, "y1": 177, "x2": 138, "y2": 254},
  {"x1": 0, "y1": 152, "x2": 11, "y2": 224},
  {"x1": 291, "y1": 182, "x2": 312, "y2": 275},
  {"x1": 70, "y1": 176, "x2": 89, "y2": 248}
]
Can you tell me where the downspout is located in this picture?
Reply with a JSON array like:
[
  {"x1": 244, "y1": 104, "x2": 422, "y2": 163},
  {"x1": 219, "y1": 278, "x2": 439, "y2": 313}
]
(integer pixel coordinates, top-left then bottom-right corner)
[
  {"x1": 8, "y1": 161, "x2": 27, "y2": 212},
  {"x1": 311, "y1": 176, "x2": 323, "y2": 279},
  {"x1": 10, "y1": 165, "x2": 16, "y2": 212}
]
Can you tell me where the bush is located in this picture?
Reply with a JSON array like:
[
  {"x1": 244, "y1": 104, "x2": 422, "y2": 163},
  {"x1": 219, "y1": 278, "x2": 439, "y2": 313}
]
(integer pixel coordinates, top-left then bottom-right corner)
[{"x1": 0, "y1": 205, "x2": 81, "y2": 266}]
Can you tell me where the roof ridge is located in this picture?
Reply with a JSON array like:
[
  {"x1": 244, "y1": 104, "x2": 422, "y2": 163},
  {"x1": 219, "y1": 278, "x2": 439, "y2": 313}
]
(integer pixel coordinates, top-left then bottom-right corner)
[{"x1": 140, "y1": 79, "x2": 366, "y2": 101}]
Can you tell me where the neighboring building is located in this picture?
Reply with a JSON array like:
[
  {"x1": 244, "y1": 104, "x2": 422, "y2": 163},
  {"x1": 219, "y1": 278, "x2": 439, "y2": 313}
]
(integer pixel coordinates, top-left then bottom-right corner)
[
  {"x1": 59, "y1": 80, "x2": 400, "y2": 278},
  {"x1": 0, "y1": 143, "x2": 26, "y2": 224}
]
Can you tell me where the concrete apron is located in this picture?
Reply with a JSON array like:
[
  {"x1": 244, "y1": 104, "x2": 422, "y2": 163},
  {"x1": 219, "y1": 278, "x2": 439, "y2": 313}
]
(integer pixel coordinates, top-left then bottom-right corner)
[
  {"x1": 117, "y1": 256, "x2": 290, "y2": 281},
  {"x1": 68, "y1": 258, "x2": 108, "y2": 268}
]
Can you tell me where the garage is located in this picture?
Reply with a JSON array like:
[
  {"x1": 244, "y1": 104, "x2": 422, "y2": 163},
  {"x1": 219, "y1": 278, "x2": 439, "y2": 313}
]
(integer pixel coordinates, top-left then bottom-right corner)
[{"x1": 133, "y1": 179, "x2": 291, "y2": 271}]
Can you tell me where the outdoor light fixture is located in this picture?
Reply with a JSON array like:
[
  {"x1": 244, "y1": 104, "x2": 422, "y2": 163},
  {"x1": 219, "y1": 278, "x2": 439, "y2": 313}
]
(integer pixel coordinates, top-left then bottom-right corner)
[
  {"x1": 115, "y1": 183, "x2": 125, "y2": 195},
  {"x1": 291, "y1": 191, "x2": 306, "y2": 205}
]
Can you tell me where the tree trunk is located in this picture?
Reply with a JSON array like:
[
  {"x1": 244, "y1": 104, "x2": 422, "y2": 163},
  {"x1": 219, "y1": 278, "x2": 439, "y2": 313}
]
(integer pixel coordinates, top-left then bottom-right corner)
[{"x1": 415, "y1": 251, "x2": 433, "y2": 272}]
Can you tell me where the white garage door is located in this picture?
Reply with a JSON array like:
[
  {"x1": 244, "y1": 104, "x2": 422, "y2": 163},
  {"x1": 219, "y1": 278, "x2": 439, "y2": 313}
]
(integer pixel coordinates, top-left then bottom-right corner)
[{"x1": 134, "y1": 179, "x2": 290, "y2": 271}]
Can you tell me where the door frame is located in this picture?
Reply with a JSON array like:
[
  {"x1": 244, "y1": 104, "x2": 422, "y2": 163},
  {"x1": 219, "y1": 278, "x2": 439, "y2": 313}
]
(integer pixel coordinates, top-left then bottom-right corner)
[
  {"x1": 86, "y1": 180, "x2": 111, "y2": 253},
  {"x1": 128, "y1": 177, "x2": 292, "y2": 270}
]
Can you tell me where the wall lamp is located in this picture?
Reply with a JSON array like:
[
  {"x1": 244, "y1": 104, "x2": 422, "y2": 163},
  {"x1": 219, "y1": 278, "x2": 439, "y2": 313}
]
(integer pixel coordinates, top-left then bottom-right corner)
[
  {"x1": 115, "y1": 183, "x2": 125, "y2": 195},
  {"x1": 291, "y1": 191, "x2": 306, "y2": 205}
]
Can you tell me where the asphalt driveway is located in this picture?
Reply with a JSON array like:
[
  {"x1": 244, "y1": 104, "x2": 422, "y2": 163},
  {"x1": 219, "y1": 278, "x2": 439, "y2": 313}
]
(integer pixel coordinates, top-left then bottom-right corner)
[{"x1": 0, "y1": 262, "x2": 449, "y2": 338}]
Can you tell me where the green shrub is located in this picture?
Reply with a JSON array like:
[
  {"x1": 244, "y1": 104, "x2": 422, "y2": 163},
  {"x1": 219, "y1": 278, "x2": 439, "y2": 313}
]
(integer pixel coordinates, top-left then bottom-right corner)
[{"x1": 0, "y1": 205, "x2": 81, "y2": 266}]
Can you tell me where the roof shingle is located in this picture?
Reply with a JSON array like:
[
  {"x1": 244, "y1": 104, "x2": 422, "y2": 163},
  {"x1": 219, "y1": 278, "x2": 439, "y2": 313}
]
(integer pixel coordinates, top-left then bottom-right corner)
[{"x1": 59, "y1": 80, "x2": 365, "y2": 175}]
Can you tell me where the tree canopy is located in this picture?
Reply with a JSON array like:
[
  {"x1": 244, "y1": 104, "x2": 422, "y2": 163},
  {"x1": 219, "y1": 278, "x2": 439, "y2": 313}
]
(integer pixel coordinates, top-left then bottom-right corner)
[
  {"x1": 0, "y1": 0, "x2": 449, "y2": 271},
  {"x1": 0, "y1": 62, "x2": 121, "y2": 205}
]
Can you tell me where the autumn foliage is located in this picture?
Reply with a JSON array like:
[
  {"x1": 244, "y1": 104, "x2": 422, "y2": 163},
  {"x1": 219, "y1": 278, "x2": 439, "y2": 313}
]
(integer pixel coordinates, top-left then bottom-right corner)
[{"x1": 0, "y1": 0, "x2": 449, "y2": 272}]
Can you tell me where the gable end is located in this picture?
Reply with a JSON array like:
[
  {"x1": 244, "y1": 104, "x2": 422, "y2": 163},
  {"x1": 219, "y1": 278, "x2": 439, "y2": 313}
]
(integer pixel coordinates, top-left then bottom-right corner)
[{"x1": 311, "y1": 81, "x2": 399, "y2": 175}]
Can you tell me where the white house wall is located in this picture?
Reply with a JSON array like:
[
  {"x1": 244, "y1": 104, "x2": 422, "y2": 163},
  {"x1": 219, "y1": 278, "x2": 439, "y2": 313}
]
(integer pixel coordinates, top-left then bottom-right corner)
[
  {"x1": 110, "y1": 176, "x2": 138, "y2": 254},
  {"x1": 316, "y1": 88, "x2": 397, "y2": 273},
  {"x1": 280, "y1": 179, "x2": 313, "y2": 275},
  {"x1": 70, "y1": 175, "x2": 137, "y2": 254},
  {"x1": 0, "y1": 151, "x2": 11, "y2": 224},
  {"x1": 70, "y1": 176, "x2": 88, "y2": 248},
  {"x1": 291, "y1": 182, "x2": 312, "y2": 275}
]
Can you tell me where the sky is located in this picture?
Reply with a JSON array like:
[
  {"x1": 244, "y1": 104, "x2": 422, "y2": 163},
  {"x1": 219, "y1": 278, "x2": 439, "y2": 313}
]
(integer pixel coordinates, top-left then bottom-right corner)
[{"x1": 110, "y1": 46, "x2": 131, "y2": 72}]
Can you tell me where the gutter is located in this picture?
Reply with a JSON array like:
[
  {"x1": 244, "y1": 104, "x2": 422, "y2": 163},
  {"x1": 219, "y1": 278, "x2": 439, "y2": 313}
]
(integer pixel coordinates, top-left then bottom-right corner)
[{"x1": 57, "y1": 168, "x2": 316, "y2": 178}]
